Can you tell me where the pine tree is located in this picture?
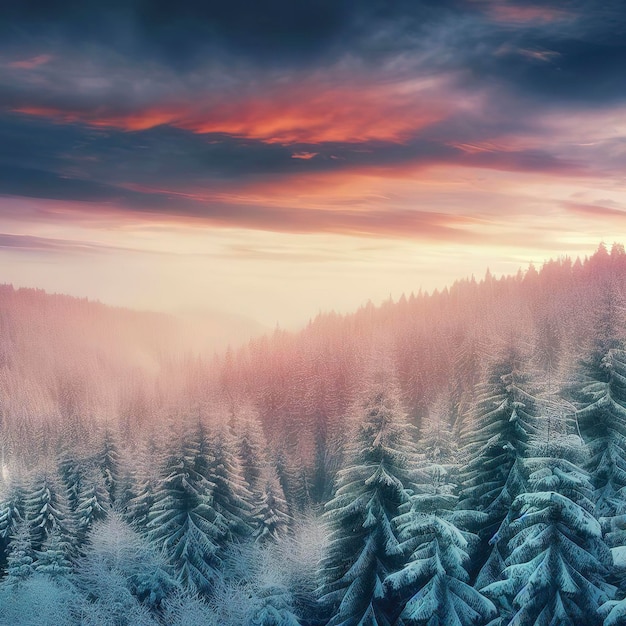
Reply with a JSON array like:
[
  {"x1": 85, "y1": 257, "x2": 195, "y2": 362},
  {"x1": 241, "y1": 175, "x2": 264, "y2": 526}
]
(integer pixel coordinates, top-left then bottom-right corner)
[
  {"x1": 318, "y1": 384, "x2": 415, "y2": 626},
  {"x1": 385, "y1": 411, "x2": 496, "y2": 625},
  {"x1": 34, "y1": 528, "x2": 73, "y2": 578},
  {"x1": 0, "y1": 478, "x2": 25, "y2": 565},
  {"x1": 207, "y1": 423, "x2": 254, "y2": 543},
  {"x1": 147, "y1": 426, "x2": 226, "y2": 594},
  {"x1": 5, "y1": 521, "x2": 34, "y2": 584},
  {"x1": 254, "y1": 466, "x2": 291, "y2": 544},
  {"x1": 24, "y1": 471, "x2": 73, "y2": 552},
  {"x1": 576, "y1": 349, "x2": 626, "y2": 543},
  {"x1": 75, "y1": 465, "x2": 110, "y2": 543},
  {"x1": 95, "y1": 429, "x2": 121, "y2": 505},
  {"x1": 483, "y1": 436, "x2": 614, "y2": 626},
  {"x1": 458, "y1": 348, "x2": 539, "y2": 584},
  {"x1": 251, "y1": 583, "x2": 302, "y2": 626},
  {"x1": 57, "y1": 449, "x2": 83, "y2": 513},
  {"x1": 235, "y1": 407, "x2": 268, "y2": 495},
  {"x1": 125, "y1": 437, "x2": 162, "y2": 531}
]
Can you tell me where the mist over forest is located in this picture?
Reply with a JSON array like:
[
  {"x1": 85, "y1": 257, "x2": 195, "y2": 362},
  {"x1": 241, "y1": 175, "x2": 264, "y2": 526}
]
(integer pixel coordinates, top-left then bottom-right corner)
[{"x1": 2, "y1": 243, "x2": 626, "y2": 625}]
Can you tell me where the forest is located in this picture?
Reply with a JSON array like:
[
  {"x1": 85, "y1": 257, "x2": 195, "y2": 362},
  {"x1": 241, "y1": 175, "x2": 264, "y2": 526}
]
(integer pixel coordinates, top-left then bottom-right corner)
[{"x1": 2, "y1": 242, "x2": 626, "y2": 625}]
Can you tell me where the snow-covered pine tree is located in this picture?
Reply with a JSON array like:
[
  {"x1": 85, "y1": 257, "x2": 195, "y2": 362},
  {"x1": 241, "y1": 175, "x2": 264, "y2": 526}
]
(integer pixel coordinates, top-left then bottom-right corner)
[
  {"x1": 125, "y1": 436, "x2": 162, "y2": 531},
  {"x1": 458, "y1": 346, "x2": 539, "y2": 584},
  {"x1": 254, "y1": 466, "x2": 291, "y2": 544},
  {"x1": 57, "y1": 448, "x2": 83, "y2": 513},
  {"x1": 234, "y1": 406, "x2": 268, "y2": 495},
  {"x1": 250, "y1": 583, "x2": 302, "y2": 626},
  {"x1": 94, "y1": 429, "x2": 121, "y2": 505},
  {"x1": 206, "y1": 423, "x2": 254, "y2": 543},
  {"x1": 0, "y1": 478, "x2": 25, "y2": 565},
  {"x1": 482, "y1": 435, "x2": 614, "y2": 626},
  {"x1": 385, "y1": 409, "x2": 496, "y2": 625},
  {"x1": 33, "y1": 527, "x2": 73, "y2": 579},
  {"x1": 318, "y1": 383, "x2": 415, "y2": 626},
  {"x1": 24, "y1": 471, "x2": 73, "y2": 552},
  {"x1": 78, "y1": 513, "x2": 177, "y2": 610},
  {"x1": 75, "y1": 465, "x2": 110, "y2": 543},
  {"x1": 147, "y1": 424, "x2": 226, "y2": 594},
  {"x1": 4, "y1": 521, "x2": 34, "y2": 584},
  {"x1": 575, "y1": 349, "x2": 626, "y2": 543}
]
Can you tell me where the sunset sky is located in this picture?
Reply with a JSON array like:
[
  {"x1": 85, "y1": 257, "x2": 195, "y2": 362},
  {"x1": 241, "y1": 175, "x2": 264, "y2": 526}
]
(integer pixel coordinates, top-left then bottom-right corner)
[{"x1": 1, "y1": 0, "x2": 625, "y2": 327}]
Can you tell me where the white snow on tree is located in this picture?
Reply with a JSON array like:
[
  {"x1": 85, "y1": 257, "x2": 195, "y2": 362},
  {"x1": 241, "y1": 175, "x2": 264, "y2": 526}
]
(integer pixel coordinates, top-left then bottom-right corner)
[
  {"x1": 206, "y1": 422, "x2": 255, "y2": 543},
  {"x1": 482, "y1": 435, "x2": 614, "y2": 626},
  {"x1": 318, "y1": 383, "x2": 416, "y2": 626},
  {"x1": 385, "y1": 407, "x2": 496, "y2": 626},
  {"x1": 34, "y1": 527, "x2": 73, "y2": 579},
  {"x1": 458, "y1": 347, "x2": 539, "y2": 587},
  {"x1": 576, "y1": 349, "x2": 626, "y2": 545},
  {"x1": 254, "y1": 465, "x2": 291, "y2": 544},
  {"x1": 23, "y1": 470, "x2": 73, "y2": 552},
  {"x1": 77, "y1": 513, "x2": 177, "y2": 610},
  {"x1": 147, "y1": 423, "x2": 226, "y2": 594},
  {"x1": 5, "y1": 521, "x2": 35, "y2": 584},
  {"x1": 0, "y1": 476, "x2": 25, "y2": 562},
  {"x1": 75, "y1": 464, "x2": 110, "y2": 544}
]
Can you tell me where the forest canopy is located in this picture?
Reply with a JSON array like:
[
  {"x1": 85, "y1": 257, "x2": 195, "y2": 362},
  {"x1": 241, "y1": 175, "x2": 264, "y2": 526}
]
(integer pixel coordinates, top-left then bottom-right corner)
[{"x1": 2, "y1": 243, "x2": 626, "y2": 625}]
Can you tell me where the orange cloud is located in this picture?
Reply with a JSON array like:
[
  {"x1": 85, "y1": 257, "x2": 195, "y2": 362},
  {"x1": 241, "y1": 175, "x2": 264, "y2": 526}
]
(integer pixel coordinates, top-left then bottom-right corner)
[
  {"x1": 8, "y1": 54, "x2": 53, "y2": 69},
  {"x1": 11, "y1": 79, "x2": 450, "y2": 144}
]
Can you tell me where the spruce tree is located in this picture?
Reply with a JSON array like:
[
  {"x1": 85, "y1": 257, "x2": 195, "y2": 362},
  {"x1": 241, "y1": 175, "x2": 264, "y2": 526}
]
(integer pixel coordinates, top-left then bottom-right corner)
[
  {"x1": 206, "y1": 423, "x2": 254, "y2": 543},
  {"x1": 482, "y1": 436, "x2": 614, "y2": 626},
  {"x1": 125, "y1": 437, "x2": 162, "y2": 531},
  {"x1": 34, "y1": 528, "x2": 73, "y2": 579},
  {"x1": 24, "y1": 471, "x2": 73, "y2": 552},
  {"x1": 5, "y1": 521, "x2": 34, "y2": 584},
  {"x1": 385, "y1": 411, "x2": 496, "y2": 625},
  {"x1": 576, "y1": 349, "x2": 626, "y2": 542},
  {"x1": 0, "y1": 478, "x2": 25, "y2": 566},
  {"x1": 95, "y1": 429, "x2": 121, "y2": 505},
  {"x1": 318, "y1": 384, "x2": 415, "y2": 626},
  {"x1": 254, "y1": 466, "x2": 291, "y2": 544},
  {"x1": 458, "y1": 348, "x2": 539, "y2": 584},
  {"x1": 251, "y1": 583, "x2": 302, "y2": 626},
  {"x1": 147, "y1": 425, "x2": 226, "y2": 594},
  {"x1": 75, "y1": 465, "x2": 110, "y2": 543}
]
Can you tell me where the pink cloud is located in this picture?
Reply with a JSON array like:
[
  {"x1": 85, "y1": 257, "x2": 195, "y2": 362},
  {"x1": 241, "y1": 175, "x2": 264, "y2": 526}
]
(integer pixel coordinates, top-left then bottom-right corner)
[
  {"x1": 10, "y1": 78, "x2": 452, "y2": 145},
  {"x1": 291, "y1": 152, "x2": 319, "y2": 160},
  {"x1": 8, "y1": 54, "x2": 53, "y2": 70}
]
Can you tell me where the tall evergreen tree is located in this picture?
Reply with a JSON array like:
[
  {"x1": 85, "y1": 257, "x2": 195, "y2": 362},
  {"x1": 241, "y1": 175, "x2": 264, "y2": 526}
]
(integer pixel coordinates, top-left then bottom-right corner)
[
  {"x1": 0, "y1": 478, "x2": 25, "y2": 566},
  {"x1": 254, "y1": 466, "x2": 291, "y2": 544},
  {"x1": 4, "y1": 521, "x2": 34, "y2": 584},
  {"x1": 318, "y1": 384, "x2": 415, "y2": 626},
  {"x1": 95, "y1": 429, "x2": 121, "y2": 505},
  {"x1": 125, "y1": 437, "x2": 162, "y2": 531},
  {"x1": 75, "y1": 465, "x2": 110, "y2": 543},
  {"x1": 24, "y1": 471, "x2": 73, "y2": 552},
  {"x1": 34, "y1": 528, "x2": 73, "y2": 579},
  {"x1": 576, "y1": 349, "x2": 626, "y2": 543},
  {"x1": 483, "y1": 436, "x2": 614, "y2": 626},
  {"x1": 458, "y1": 347, "x2": 539, "y2": 583},
  {"x1": 207, "y1": 423, "x2": 254, "y2": 543},
  {"x1": 147, "y1": 425, "x2": 226, "y2": 594},
  {"x1": 385, "y1": 411, "x2": 496, "y2": 625}
]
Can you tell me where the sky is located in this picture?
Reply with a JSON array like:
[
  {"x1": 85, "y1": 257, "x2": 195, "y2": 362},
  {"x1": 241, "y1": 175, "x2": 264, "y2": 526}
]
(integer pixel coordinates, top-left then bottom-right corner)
[{"x1": 1, "y1": 0, "x2": 625, "y2": 328}]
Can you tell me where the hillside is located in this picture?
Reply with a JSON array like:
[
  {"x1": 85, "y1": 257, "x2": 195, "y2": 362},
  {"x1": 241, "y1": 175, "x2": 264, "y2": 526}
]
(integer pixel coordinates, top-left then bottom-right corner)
[{"x1": 1, "y1": 243, "x2": 626, "y2": 625}]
